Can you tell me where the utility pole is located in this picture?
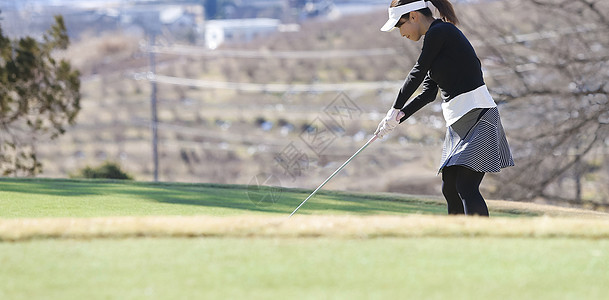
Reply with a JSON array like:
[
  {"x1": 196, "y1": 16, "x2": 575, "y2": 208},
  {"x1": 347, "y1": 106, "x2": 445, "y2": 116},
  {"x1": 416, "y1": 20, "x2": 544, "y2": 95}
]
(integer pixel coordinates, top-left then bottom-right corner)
[{"x1": 149, "y1": 33, "x2": 159, "y2": 182}]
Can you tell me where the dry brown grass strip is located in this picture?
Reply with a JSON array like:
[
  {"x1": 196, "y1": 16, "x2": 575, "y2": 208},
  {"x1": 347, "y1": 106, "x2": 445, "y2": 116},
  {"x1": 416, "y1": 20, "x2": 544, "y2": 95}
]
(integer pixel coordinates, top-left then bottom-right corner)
[
  {"x1": 2, "y1": 215, "x2": 609, "y2": 241},
  {"x1": 486, "y1": 199, "x2": 609, "y2": 217}
]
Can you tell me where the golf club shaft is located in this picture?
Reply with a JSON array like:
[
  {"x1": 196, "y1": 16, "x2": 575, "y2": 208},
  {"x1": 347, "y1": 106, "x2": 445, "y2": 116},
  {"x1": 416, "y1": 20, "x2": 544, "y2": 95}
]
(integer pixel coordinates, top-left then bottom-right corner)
[{"x1": 289, "y1": 135, "x2": 378, "y2": 217}]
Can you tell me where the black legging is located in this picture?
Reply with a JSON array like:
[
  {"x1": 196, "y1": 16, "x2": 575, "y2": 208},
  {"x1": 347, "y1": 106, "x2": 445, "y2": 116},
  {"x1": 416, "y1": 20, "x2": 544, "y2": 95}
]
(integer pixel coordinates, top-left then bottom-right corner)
[{"x1": 441, "y1": 166, "x2": 488, "y2": 216}]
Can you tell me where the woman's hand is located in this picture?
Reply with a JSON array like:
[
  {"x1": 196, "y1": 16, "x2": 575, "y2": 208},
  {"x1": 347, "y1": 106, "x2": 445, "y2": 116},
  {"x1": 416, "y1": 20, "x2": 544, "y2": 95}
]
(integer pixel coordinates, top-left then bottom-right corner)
[{"x1": 375, "y1": 108, "x2": 405, "y2": 139}]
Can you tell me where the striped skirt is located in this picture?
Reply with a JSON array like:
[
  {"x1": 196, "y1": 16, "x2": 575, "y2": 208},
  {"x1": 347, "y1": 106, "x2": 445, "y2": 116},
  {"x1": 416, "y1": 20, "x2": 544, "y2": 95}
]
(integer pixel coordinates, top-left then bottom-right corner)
[{"x1": 439, "y1": 107, "x2": 514, "y2": 173}]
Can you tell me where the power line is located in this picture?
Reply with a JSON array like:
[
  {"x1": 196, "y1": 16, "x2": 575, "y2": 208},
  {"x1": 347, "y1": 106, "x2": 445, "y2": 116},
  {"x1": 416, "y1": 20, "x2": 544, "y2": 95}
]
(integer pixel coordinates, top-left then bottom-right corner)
[
  {"x1": 147, "y1": 44, "x2": 398, "y2": 59},
  {"x1": 139, "y1": 73, "x2": 403, "y2": 93}
]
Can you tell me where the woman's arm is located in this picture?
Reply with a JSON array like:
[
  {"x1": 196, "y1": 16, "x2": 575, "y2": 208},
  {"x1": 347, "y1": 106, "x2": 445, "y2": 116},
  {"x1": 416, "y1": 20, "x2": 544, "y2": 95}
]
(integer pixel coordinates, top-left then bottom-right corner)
[{"x1": 399, "y1": 75, "x2": 438, "y2": 123}]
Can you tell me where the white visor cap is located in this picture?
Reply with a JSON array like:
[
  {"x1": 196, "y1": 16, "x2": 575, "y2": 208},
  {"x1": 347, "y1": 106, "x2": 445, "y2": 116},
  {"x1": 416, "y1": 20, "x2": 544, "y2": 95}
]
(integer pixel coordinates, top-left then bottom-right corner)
[{"x1": 380, "y1": 0, "x2": 431, "y2": 32}]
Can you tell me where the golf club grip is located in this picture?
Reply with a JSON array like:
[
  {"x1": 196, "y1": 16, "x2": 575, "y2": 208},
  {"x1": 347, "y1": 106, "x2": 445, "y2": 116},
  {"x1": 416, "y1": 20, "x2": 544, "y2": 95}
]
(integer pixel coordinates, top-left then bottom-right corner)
[{"x1": 289, "y1": 135, "x2": 378, "y2": 217}]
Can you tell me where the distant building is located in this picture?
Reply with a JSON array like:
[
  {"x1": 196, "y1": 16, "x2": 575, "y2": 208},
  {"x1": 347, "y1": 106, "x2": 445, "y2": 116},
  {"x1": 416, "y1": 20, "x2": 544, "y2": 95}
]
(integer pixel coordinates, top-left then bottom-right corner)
[
  {"x1": 118, "y1": 4, "x2": 204, "y2": 43},
  {"x1": 204, "y1": 18, "x2": 280, "y2": 49}
]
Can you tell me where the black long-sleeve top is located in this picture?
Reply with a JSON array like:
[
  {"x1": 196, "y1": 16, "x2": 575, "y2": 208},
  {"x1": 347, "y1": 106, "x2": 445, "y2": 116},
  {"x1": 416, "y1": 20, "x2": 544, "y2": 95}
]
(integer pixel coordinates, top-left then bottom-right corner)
[{"x1": 395, "y1": 19, "x2": 485, "y2": 123}]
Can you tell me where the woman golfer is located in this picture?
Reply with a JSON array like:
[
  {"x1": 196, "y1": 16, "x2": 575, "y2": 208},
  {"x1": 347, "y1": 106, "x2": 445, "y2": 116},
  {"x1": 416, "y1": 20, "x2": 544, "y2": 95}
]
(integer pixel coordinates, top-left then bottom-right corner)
[{"x1": 375, "y1": 0, "x2": 514, "y2": 216}]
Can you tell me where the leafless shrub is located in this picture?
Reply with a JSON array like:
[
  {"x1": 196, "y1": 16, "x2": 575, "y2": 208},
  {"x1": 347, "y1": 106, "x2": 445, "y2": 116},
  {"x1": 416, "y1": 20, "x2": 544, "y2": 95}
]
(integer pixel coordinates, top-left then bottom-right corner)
[{"x1": 462, "y1": 0, "x2": 609, "y2": 205}]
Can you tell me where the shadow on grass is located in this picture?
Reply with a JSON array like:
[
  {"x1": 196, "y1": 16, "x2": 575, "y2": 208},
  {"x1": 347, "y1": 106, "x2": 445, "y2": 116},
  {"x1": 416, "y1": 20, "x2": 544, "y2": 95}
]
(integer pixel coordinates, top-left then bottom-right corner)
[
  {"x1": 0, "y1": 178, "x2": 530, "y2": 217},
  {"x1": 0, "y1": 178, "x2": 289, "y2": 214},
  {"x1": 0, "y1": 178, "x2": 446, "y2": 215}
]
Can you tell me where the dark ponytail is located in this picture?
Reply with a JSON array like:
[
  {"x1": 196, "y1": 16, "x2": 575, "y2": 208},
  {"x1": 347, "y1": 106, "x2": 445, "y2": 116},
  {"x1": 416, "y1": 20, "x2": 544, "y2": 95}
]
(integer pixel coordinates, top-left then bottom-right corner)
[
  {"x1": 391, "y1": 0, "x2": 459, "y2": 26},
  {"x1": 429, "y1": 0, "x2": 459, "y2": 25}
]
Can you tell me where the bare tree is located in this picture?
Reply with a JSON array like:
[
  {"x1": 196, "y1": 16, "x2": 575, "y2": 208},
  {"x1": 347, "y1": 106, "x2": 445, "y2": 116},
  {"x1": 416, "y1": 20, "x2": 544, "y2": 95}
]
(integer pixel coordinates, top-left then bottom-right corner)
[{"x1": 462, "y1": 0, "x2": 609, "y2": 206}]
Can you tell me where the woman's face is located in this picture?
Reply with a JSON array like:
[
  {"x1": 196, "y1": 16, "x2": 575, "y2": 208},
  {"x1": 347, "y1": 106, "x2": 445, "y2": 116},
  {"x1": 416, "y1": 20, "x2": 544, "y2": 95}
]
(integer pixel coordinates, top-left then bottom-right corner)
[{"x1": 396, "y1": 14, "x2": 422, "y2": 41}]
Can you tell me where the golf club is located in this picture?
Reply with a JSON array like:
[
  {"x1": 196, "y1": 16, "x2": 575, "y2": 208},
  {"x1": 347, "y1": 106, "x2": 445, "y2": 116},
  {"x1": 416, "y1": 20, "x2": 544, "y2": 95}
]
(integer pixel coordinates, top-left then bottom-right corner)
[{"x1": 289, "y1": 134, "x2": 378, "y2": 217}]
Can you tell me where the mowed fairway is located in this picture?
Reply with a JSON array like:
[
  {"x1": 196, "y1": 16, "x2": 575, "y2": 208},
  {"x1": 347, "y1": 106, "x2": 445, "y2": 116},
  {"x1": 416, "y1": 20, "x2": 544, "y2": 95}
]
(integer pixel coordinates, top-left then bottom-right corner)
[
  {"x1": 1, "y1": 178, "x2": 609, "y2": 299},
  {"x1": 2, "y1": 238, "x2": 609, "y2": 299}
]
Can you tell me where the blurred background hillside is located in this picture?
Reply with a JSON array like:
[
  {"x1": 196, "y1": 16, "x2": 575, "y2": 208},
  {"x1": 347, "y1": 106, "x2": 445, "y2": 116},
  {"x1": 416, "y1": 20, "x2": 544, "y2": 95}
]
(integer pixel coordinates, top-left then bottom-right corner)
[{"x1": 1, "y1": 0, "x2": 608, "y2": 210}]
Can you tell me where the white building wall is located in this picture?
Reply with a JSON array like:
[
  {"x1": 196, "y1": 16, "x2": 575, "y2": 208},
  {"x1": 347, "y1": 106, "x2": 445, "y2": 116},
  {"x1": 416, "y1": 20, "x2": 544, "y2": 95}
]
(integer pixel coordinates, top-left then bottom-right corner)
[{"x1": 204, "y1": 18, "x2": 280, "y2": 49}]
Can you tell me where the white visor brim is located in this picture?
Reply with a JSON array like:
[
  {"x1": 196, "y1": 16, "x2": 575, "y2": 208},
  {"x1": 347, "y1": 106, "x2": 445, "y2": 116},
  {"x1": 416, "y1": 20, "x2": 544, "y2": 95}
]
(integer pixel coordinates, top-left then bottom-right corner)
[{"x1": 380, "y1": 0, "x2": 429, "y2": 32}]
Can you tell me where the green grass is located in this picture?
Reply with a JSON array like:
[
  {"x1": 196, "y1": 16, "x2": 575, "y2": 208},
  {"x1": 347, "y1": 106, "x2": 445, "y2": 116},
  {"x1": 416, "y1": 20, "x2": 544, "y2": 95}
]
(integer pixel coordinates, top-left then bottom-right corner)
[
  {"x1": 1, "y1": 178, "x2": 609, "y2": 300},
  {"x1": 2, "y1": 177, "x2": 603, "y2": 218},
  {"x1": 0, "y1": 177, "x2": 516, "y2": 218},
  {"x1": 1, "y1": 237, "x2": 608, "y2": 299}
]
